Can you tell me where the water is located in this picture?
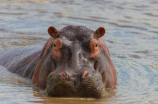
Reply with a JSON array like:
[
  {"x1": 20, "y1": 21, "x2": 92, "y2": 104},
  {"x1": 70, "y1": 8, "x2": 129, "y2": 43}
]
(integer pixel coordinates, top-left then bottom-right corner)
[{"x1": 0, "y1": 0, "x2": 158, "y2": 103}]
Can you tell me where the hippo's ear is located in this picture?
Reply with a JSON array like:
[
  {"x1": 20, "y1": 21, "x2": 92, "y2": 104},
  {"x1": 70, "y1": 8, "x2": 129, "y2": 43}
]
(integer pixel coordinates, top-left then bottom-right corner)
[
  {"x1": 95, "y1": 27, "x2": 106, "y2": 38},
  {"x1": 48, "y1": 26, "x2": 59, "y2": 38}
]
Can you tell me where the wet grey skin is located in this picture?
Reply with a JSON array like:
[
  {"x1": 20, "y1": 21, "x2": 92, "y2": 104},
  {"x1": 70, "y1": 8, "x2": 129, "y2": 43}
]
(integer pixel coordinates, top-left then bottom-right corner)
[{"x1": 0, "y1": 25, "x2": 115, "y2": 98}]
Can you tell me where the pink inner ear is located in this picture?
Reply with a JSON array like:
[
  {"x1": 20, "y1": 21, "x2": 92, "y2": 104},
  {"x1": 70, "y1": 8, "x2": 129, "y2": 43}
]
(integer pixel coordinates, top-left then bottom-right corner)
[
  {"x1": 95, "y1": 27, "x2": 106, "y2": 38},
  {"x1": 99, "y1": 27, "x2": 105, "y2": 35},
  {"x1": 48, "y1": 26, "x2": 58, "y2": 37},
  {"x1": 48, "y1": 26, "x2": 55, "y2": 33}
]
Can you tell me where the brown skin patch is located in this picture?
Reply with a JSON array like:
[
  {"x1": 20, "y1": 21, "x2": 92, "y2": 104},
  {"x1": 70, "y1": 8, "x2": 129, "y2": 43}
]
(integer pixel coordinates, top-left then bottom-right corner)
[
  {"x1": 99, "y1": 38, "x2": 117, "y2": 87},
  {"x1": 51, "y1": 38, "x2": 62, "y2": 61},
  {"x1": 89, "y1": 39, "x2": 101, "y2": 58}
]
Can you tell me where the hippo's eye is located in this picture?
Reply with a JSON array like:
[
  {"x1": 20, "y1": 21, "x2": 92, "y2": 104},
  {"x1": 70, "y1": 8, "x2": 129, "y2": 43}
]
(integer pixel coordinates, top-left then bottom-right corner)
[
  {"x1": 89, "y1": 39, "x2": 101, "y2": 58},
  {"x1": 54, "y1": 43, "x2": 56, "y2": 47},
  {"x1": 51, "y1": 38, "x2": 62, "y2": 60}
]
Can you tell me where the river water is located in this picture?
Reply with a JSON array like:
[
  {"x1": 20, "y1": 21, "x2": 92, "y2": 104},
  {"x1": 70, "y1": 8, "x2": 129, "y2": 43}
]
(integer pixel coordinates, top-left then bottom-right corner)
[{"x1": 0, "y1": 0, "x2": 158, "y2": 104}]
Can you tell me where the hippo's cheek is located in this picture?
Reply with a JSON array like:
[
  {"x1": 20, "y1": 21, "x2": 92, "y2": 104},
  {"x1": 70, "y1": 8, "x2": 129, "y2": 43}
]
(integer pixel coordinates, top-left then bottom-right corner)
[{"x1": 45, "y1": 72, "x2": 106, "y2": 98}]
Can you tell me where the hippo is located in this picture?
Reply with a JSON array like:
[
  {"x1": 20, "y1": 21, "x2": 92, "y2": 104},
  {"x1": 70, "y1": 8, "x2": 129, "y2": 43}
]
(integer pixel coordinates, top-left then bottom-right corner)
[{"x1": 0, "y1": 25, "x2": 117, "y2": 98}]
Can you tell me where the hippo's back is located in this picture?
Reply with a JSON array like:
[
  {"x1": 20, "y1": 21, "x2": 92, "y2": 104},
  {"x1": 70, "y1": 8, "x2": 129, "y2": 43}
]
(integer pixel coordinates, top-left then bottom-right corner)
[{"x1": 0, "y1": 44, "x2": 43, "y2": 78}]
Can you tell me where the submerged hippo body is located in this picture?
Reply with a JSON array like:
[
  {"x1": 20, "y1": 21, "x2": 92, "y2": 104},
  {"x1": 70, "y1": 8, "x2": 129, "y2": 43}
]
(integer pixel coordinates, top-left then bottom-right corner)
[{"x1": 0, "y1": 25, "x2": 117, "y2": 98}]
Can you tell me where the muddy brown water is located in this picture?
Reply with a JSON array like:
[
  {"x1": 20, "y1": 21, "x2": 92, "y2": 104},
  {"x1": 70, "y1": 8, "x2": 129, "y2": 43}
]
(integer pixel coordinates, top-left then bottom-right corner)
[{"x1": 0, "y1": 0, "x2": 158, "y2": 104}]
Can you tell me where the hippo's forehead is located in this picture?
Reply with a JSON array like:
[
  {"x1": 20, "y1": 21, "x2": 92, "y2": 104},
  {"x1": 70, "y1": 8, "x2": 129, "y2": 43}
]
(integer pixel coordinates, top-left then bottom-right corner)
[{"x1": 59, "y1": 26, "x2": 94, "y2": 45}]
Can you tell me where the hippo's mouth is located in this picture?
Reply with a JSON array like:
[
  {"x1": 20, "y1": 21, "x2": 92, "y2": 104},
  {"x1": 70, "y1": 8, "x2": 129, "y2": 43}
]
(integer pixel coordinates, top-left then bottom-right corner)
[{"x1": 45, "y1": 71, "x2": 106, "y2": 98}]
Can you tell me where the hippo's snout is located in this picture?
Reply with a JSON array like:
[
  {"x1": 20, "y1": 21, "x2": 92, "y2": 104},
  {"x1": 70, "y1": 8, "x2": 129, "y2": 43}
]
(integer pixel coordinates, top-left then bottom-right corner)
[{"x1": 45, "y1": 70, "x2": 106, "y2": 98}]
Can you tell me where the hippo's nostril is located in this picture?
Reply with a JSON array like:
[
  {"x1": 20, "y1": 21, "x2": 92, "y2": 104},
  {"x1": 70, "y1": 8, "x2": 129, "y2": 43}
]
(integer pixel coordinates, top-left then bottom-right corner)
[
  {"x1": 60, "y1": 71, "x2": 67, "y2": 78},
  {"x1": 82, "y1": 71, "x2": 89, "y2": 78}
]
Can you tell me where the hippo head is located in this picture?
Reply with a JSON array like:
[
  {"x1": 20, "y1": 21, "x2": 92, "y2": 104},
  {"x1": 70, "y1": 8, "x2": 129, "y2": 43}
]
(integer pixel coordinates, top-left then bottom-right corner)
[{"x1": 32, "y1": 25, "x2": 117, "y2": 98}]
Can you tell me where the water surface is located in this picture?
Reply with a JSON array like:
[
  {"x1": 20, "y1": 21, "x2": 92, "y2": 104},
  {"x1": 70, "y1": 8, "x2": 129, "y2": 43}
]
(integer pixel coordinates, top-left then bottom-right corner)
[{"x1": 0, "y1": 0, "x2": 158, "y2": 104}]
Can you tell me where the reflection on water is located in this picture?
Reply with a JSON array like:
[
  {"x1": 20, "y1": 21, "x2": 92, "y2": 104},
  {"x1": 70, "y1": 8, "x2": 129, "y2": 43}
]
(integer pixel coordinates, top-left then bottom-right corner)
[{"x1": 0, "y1": 0, "x2": 158, "y2": 103}]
